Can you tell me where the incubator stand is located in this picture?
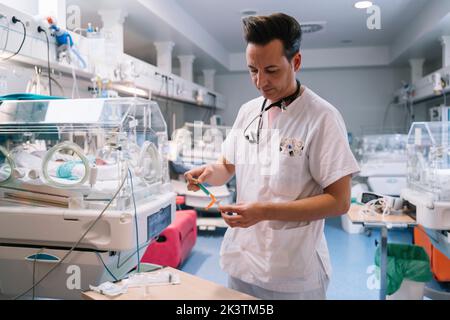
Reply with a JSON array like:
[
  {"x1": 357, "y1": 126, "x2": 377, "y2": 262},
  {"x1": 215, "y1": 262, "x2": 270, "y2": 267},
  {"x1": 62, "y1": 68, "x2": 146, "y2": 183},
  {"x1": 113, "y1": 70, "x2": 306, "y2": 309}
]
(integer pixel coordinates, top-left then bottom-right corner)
[
  {"x1": 0, "y1": 98, "x2": 176, "y2": 299},
  {"x1": 358, "y1": 134, "x2": 408, "y2": 196}
]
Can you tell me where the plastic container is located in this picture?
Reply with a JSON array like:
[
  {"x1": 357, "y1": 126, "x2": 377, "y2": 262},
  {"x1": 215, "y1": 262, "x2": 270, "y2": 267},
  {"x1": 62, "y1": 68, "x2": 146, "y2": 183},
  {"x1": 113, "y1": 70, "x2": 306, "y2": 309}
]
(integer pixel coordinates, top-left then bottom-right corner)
[
  {"x1": 340, "y1": 213, "x2": 364, "y2": 234},
  {"x1": 387, "y1": 279, "x2": 426, "y2": 300},
  {"x1": 375, "y1": 244, "x2": 433, "y2": 299}
]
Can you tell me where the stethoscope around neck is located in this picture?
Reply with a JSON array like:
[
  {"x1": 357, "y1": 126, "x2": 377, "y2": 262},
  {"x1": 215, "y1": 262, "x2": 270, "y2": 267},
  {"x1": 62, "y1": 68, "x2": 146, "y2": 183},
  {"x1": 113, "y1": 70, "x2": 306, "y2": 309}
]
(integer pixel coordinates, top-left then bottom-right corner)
[{"x1": 244, "y1": 80, "x2": 301, "y2": 145}]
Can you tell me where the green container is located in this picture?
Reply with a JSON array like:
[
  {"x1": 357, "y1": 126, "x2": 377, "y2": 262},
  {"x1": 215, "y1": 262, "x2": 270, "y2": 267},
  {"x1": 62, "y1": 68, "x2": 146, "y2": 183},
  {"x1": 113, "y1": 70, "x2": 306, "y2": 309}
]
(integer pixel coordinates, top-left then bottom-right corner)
[{"x1": 375, "y1": 243, "x2": 433, "y2": 295}]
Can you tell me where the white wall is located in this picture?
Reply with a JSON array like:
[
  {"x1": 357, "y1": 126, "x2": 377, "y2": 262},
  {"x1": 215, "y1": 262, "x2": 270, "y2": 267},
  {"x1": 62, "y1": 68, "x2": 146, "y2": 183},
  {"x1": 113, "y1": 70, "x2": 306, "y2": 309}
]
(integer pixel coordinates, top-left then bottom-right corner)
[
  {"x1": 423, "y1": 58, "x2": 442, "y2": 76},
  {"x1": 215, "y1": 73, "x2": 259, "y2": 126},
  {"x1": 0, "y1": 0, "x2": 38, "y2": 16},
  {"x1": 216, "y1": 67, "x2": 411, "y2": 136}
]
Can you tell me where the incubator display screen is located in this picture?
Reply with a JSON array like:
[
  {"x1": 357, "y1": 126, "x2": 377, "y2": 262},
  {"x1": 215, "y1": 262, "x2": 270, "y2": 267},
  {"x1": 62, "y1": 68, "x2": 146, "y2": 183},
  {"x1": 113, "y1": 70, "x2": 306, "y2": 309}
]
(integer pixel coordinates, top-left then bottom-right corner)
[{"x1": 147, "y1": 204, "x2": 172, "y2": 242}]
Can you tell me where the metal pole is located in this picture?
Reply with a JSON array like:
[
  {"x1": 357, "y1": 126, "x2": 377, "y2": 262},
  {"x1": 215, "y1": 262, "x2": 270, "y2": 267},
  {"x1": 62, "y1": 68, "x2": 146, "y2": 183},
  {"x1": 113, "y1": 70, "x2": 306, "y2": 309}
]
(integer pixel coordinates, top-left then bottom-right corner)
[{"x1": 380, "y1": 226, "x2": 388, "y2": 300}]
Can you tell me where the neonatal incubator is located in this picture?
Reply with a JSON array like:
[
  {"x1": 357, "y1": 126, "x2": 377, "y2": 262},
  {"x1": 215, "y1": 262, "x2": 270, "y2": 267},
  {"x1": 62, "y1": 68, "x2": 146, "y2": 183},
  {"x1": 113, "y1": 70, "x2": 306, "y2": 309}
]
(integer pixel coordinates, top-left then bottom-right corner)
[
  {"x1": 358, "y1": 134, "x2": 408, "y2": 196},
  {"x1": 401, "y1": 122, "x2": 450, "y2": 257},
  {"x1": 0, "y1": 98, "x2": 176, "y2": 299},
  {"x1": 170, "y1": 122, "x2": 229, "y2": 167}
]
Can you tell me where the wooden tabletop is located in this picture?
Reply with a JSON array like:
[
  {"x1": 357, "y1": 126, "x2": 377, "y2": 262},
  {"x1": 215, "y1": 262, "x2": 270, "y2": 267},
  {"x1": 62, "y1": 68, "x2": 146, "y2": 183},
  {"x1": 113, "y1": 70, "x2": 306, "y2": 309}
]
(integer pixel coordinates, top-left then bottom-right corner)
[
  {"x1": 347, "y1": 204, "x2": 416, "y2": 226},
  {"x1": 82, "y1": 267, "x2": 258, "y2": 300}
]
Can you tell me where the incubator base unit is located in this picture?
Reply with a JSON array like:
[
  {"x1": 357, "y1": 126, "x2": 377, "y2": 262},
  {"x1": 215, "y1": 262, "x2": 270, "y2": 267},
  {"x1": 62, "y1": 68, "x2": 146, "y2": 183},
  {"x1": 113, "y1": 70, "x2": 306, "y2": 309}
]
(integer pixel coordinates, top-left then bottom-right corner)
[
  {"x1": 0, "y1": 192, "x2": 175, "y2": 251},
  {"x1": 0, "y1": 191, "x2": 175, "y2": 300},
  {"x1": 401, "y1": 188, "x2": 450, "y2": 230},
  {"x1": 0, "y1": 245, "x2": 142, "y2": 300}
]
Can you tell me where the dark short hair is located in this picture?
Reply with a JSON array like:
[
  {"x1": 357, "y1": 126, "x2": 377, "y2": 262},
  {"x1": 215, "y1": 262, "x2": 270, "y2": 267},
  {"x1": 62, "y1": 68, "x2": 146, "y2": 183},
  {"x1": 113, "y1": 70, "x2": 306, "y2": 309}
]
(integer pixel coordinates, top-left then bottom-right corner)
[{"x1": 243, "y1": 13, "x2": 302, "y2": 61}]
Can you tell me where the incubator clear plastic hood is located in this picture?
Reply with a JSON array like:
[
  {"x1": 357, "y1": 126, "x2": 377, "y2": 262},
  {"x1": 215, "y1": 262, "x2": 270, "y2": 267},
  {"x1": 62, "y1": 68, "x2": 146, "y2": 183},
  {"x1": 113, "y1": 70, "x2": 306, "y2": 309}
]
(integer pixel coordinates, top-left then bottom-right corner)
[
  {"x1": 406, "y1": 122, "x2": 450, "y2": 202},
  {"x1": 0, "y1": 97, "x2": 171, "y2": 210},
  {"x1": 402, "y1": 122, "x2": 450, "y2": 230}
]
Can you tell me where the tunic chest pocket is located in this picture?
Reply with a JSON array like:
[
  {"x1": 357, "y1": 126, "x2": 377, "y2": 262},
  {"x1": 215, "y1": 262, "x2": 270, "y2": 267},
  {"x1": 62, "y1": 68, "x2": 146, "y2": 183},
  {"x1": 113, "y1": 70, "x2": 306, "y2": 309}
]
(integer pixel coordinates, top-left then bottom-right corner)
[{"x1": 269, "y1": 154, "x2": 305, "y2": 198}]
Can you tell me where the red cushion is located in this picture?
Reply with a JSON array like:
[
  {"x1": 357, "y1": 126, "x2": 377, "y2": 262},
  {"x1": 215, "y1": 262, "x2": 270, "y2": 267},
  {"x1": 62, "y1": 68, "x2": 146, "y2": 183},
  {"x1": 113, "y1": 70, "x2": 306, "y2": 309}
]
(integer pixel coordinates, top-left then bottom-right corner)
[
  {"x1": 173, "y1": 210, "x2": 197, "y2": 241},
  {"x1": 141, "y1": 210, "x2": 197, "y2": 268}
]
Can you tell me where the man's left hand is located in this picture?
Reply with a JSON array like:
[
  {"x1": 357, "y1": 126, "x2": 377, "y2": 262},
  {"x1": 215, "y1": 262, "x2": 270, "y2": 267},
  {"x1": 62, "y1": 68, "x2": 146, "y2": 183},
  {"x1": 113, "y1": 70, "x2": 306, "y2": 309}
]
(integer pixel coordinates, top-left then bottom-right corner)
[{"x1": 218, "y1": 202, "x2": 266, "y2": 228}]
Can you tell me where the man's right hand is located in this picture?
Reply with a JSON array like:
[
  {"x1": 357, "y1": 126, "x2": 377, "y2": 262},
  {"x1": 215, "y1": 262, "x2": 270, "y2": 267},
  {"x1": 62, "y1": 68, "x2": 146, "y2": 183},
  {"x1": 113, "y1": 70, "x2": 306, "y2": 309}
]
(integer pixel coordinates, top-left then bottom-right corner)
[{"x1": 184, "y1": 166, "x2": 213, "y2": 192}]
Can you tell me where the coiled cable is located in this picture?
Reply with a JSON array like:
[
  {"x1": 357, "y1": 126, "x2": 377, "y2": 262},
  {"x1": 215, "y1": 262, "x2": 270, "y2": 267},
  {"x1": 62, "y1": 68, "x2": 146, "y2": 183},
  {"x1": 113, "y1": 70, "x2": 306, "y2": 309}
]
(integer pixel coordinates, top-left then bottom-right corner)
[{"x1": 41, "y1": 142, "x2": 91, "y2": 188}]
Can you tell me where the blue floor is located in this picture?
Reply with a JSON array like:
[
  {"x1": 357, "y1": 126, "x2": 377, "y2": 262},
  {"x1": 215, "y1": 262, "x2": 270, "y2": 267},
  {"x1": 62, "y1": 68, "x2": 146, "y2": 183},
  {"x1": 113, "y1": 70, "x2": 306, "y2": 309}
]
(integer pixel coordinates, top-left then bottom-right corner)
[
  {"x1": 325, "y1": 217, "x2": 412, "y2": 300},
  {"x1": 180, "y1": 217, "x2": 416, "y2": 300}
]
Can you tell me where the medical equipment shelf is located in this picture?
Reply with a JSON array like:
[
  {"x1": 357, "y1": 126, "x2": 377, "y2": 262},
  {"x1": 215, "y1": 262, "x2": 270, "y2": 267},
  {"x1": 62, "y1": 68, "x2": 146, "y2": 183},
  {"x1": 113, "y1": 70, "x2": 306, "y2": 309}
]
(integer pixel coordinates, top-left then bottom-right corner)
[
  {"x1": 394, "y1": 66, "x2": 450, "y2": 106},
  {"x1": 107, "y1": 83, "x2": 219, "y2": 110},
  {"x1": 122, "y1": 53, "x2": 226, "y2": 110},
  {"x1": 0, "y1": 3, "x2": 227, "y2": 111},
  {"x1": 153, "y1": 93, "x2": 218, "y2": 110}
]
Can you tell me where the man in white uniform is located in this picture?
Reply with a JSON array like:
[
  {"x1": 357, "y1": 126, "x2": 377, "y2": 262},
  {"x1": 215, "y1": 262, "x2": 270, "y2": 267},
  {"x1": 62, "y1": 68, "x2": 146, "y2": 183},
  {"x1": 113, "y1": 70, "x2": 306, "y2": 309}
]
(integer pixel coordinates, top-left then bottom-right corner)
[{"x1": 185, "y1": 13, "x2": 360, "y2": 300}]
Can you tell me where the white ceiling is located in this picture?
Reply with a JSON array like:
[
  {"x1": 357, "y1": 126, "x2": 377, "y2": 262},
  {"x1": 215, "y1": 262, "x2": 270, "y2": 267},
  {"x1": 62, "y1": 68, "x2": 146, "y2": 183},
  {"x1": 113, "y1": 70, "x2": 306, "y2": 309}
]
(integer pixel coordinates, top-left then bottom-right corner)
[
  {"x1": 174, "y1": 0, "x2": 428, "y2": 51},
  {"x1": 67, "y1": 0, "x2": 230, "y2": 72},
  {"x1": 66, "y1": 0, "x2": 436, "y2": 74}
]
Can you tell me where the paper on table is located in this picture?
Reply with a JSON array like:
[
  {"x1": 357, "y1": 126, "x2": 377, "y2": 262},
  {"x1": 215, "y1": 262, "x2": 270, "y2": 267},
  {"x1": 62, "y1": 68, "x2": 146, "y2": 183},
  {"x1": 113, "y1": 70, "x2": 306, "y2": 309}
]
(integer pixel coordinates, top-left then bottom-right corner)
[{"x1": 89, "y1": 281, "x2": 128, "y2": 297}]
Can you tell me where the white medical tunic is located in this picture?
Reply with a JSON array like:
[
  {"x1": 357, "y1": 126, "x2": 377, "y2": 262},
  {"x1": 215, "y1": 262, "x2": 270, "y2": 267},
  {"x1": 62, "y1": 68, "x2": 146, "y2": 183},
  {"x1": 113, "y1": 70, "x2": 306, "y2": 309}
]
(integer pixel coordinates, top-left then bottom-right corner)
[{"x1": 220, "y1": 86, "x2": 360, "y2": 293}]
